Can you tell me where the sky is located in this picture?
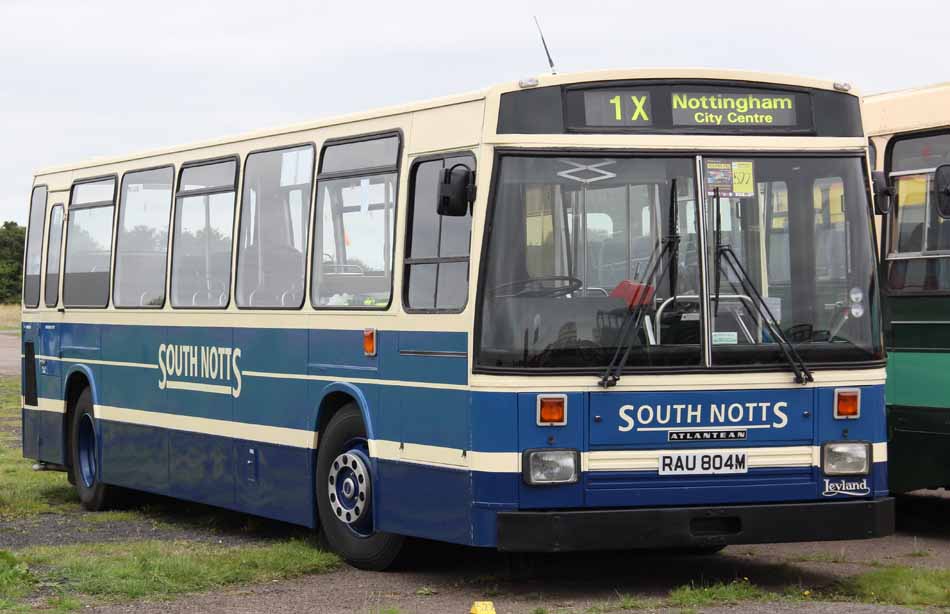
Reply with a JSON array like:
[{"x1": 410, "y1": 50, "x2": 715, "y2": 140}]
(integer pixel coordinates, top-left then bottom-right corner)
[{"x1": 1, "y1": 0, "x2": 947, "y2": 223}]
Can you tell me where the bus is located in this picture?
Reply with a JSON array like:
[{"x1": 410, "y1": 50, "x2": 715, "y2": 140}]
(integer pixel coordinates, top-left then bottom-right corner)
[
  {"x1": 21, "y1": 69, "x2": 893, "y2": 570},
  {"x1": 864, "y1": 83, "x2": 950, "y2": 493}
]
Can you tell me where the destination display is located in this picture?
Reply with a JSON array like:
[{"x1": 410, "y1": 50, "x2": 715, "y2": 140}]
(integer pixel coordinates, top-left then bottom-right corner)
[
  {"x1": 506, "y1": 81, "x2": 842, "y2": 135},
  {"x1": 583, "y1": 90, "x2": 653, "y2": 127},
  {"x1": 578, "y1": 87, "x2": 803, "y2": 130},
  {"x1": 671, "y1": 91, "x2": 797, "y2": 127}
]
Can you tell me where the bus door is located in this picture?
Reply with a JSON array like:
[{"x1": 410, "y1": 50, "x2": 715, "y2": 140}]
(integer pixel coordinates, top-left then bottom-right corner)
[
  {"x1": 376, "y1": 153, "x2": 474, "y2": 543},
  {"x1": 37, "y1": 200, "x2": 66, "y2": 414}
]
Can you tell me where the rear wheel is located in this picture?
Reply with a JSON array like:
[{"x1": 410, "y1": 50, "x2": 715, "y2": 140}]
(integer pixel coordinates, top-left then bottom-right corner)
[
  {"x1": 316, "y1": 404, "x2": 403, "y2": 570},
  {"x1": 69, "y1": 387, "x2": 116, "y2": 511}
]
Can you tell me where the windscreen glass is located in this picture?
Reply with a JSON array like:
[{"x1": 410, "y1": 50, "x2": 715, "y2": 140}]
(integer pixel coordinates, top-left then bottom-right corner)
[
  {"x1": 478, "y1": 156, "x2": 702, "y2": 369},
  {"x1": 705, "y1": 156, "x2": 880, "y2": 365},
  {"x1": 476, "y1": 154, "x2": 882, "y2": 372}
]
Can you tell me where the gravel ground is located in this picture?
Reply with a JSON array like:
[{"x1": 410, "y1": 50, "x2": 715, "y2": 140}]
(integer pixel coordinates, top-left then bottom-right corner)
[
  {"x1": 0, "y1": 330, "x2": 18, "y2": 377},
  {"x1": 79, "y1": 491, "x2": 947, "y2": 614},
  {"x1": 0, "y1": 496, "x2": 312, "y2": 551}
]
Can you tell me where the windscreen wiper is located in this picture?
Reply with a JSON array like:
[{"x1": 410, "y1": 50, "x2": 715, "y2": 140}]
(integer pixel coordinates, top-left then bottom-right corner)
[
  {"x1": 711, "y1": 188, "x2": 814, "y2": 385},
  {"x1": 599, "y1": 180, "x2": 680, "y2": 388}
]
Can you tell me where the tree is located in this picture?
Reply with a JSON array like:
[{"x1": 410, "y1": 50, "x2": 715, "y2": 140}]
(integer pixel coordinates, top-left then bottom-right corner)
[{"x1": 0, "y1": 222, "x2": 25, "y2": 304}]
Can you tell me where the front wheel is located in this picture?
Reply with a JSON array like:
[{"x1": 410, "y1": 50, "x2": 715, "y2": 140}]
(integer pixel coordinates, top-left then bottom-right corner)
[
  {"x1": 69, "y1": 387, "x2": 116, "y2": 510},
  {"x1": 316, "y1": 404, "x2": 403, "y2": 570}
]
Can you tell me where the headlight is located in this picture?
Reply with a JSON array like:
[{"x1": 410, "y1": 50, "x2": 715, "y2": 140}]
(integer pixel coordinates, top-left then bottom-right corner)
[
  {"x1": 523, "y1": 449, "x2": 579, "y2": 485},
  {"x1": 823, "y1": 442, "x2": 870, "y2": 476}
]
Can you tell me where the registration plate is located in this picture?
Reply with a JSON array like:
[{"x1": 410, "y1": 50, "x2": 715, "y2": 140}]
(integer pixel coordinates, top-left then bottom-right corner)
[{"x1": 658, "y1": 452, "x2": 748, "y2": 476}]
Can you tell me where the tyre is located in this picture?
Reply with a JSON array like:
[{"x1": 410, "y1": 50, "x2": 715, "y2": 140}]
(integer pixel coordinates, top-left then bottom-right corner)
[
  {"x1": 316, "y1": 403, "x2": 403, "y2": 570},
  {"x1": 69, "y1": 387, "x2": 116, "y2": 511}
]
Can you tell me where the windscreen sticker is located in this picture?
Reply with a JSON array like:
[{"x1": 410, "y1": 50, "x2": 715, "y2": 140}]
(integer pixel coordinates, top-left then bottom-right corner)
[
  {"x1": 705, "y1": 160, "x2": 755, "y2": 197},
  {"x1": 712, "y1": 331, "x2": 738, "y2": 345}
]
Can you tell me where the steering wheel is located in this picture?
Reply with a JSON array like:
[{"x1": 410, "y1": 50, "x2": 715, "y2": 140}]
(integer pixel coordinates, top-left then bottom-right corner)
[{"x1": 492, "y1": 276, "x2": 584, "y2": 298}]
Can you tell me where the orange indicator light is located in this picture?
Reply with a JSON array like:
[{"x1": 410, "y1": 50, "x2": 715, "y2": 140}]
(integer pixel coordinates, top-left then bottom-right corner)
[
  {"x1": 363, "y1": 328, "x2": 377, "y2": 357},
  {"x1": 835, "y1": 389, "x2": 860, "y2": 419},
  {"x1": 538, "y1": 396, "x2": 566, "y2": 425}
]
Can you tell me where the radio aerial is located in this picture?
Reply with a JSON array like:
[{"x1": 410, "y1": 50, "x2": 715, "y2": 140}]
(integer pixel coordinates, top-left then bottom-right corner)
[{"x1": 533, "y1": 16, "x2": 557, "y2": 75}]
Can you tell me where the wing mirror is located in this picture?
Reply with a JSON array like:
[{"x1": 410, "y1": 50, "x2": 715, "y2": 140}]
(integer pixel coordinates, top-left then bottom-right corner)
[
  {"x1": 934, "y1": 164, "x2": 950, "y2": 219},
  {"x1": 437, "y1": 165, "x2": 476, "y2": 216},
  {"x1": 871, "y1": 170, "x2": 892, "y2": 216}
]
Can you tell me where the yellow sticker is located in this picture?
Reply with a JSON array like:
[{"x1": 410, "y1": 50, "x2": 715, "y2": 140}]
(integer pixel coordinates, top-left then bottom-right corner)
[
  {"x1": 470, "y1": 601, "x2": 497, "y2": 614},
  {"x1": 731, "y1": 161, "x2": 755, "y2": 197}
]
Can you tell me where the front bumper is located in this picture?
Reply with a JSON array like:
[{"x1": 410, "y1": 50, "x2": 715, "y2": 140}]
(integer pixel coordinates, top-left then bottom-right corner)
[{"x1": 497, "y1": 497, "x2": 894, "y2": 552}]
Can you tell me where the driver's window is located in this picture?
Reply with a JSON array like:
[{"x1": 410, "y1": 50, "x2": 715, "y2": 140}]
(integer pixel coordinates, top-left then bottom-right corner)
[{"x1": 311, "y1": 134, "x2": 400, "y2": 309}]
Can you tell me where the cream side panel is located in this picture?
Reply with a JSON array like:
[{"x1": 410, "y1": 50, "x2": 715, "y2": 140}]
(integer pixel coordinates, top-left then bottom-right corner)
[
  {"x1": 864, "y1": 83, "x2": 950, "y2": 136},
  {"x1": 407, "y1": 101, "x2": 484, "y2": 154}
]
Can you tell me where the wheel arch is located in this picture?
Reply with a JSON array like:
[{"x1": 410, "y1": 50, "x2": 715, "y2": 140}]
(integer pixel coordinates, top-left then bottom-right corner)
[
  {"x1": 313, "y1": 382, "x2": 374, "y2": 443},
  {"x1": 62, "y1": 365, "x2": 96, "y2": 468}
]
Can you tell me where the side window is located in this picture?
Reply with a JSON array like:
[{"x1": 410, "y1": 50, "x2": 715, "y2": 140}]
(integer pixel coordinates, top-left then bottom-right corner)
[
  {"x1": 886, "y1": 130, "x2": 950, "y2": 292},
  {"x1": 404, "y1": 155, "x2": 475, "y2": 311},
  {"x1": 236, "y1": 145, "x2": 314, "y2": 308},
  {"x1": 171, "y1": 160, "x2": 238, "y2": 308},
  {"x1": 44, "y1": 205, "x2": 64, "y2": 307},
  {"x1": 64, "y1": 178, "x2": 116, "y2": 307},
  {"x1": 114, "y1": 167, "x2": 174, "y2": 307},
  {"x1": 311, "y1": 135, "x2": 400, "y2": 309},
  {"x1": 23, "y1": 185, "x2": 48, "y2": 308}
]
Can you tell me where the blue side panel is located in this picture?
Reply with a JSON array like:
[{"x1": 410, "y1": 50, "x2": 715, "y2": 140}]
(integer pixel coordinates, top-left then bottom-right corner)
[
  {"x1": 21, "y1": 408, "x2": 38, "y2": 460},
  {"x1": 37, "y1": 411, "x2": 66, "y2": 465},
  {"x1": 385, "y1": 331, "x2": 468, "y2": 385},
  {"x1": 233, "y1": 439, "x2": 315, "y2": 527},
  {"x1": 236, "y1": 328, "x2": 310, "y2": 429},
  {"x1": 310, "y1": 329, "x2": 378, "y2": 379},
  {"x1": 471, "y1": 393, "x2": 519, "y2": 452},
  {"x1": 101, "y1": 324, "x2": 166, "y2": 414},
  {"x1": 38, "y1": 323, "x2": 62, "y2": 402},
  {"x1": 394, "y1": 386, "x2": 469, "y2": 449},
  {"x1": 169, "y1": 430, "x2": 233, "y2": 508},
  {"x1": 61, "y1": 322, "x2": 101, "y2": 361},
  {"x1": 375, "y1": 459, "x2": 472, "y2": 544},
  {"x1": 100, "y1": 420, "x2": 169, "y2": 491},
  {"x1": 21, "y1": 408, "x2": 65, "y2": 465}
]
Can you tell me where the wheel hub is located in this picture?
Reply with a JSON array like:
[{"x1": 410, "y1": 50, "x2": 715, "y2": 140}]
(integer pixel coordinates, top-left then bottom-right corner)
[{"x1": 327, "y1": 450, "x2": 371, "y2": 526}]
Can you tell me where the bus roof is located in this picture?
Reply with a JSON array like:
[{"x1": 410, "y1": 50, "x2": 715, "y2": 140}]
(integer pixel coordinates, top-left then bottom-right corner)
[
  {"x1": 863, "y1": 82, "x2": 950, "y2": 137},
  {"x1": 35, "y1": 67, "x2": 856, "y2": 179}
]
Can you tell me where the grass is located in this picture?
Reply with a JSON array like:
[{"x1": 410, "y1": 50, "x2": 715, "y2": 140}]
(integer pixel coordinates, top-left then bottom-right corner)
[
  {"x1": 0, "y1": 305, "x2": 18, "y2": 331},
  {"x1": 585, "y1": 593, "x2": 661, "y2": 612},
  {"x1": 837, "y1": 566, "x2": 950, "y2": 607},
  {"x1": 0, "y1": 550, "x2": 33, "y2": 601},
  {"x1": 0, "y1": 539, "x2": 338, "y2": 610},
  {"x1": 0, "y1": 377, "x2": 78, "y2": 520},
  {"x1": 667, "y1": 578, "x2": 773, "y2": 608}
]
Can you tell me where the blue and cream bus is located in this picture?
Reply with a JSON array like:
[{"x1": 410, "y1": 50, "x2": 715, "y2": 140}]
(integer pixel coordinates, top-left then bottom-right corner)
[{"x1": 21, "y1": 69, "x2": 893, "y2": 569}]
